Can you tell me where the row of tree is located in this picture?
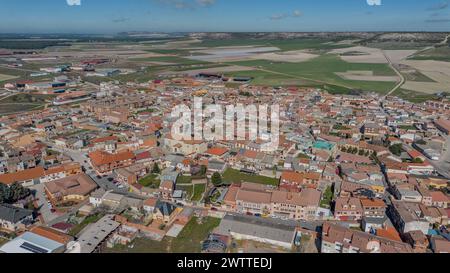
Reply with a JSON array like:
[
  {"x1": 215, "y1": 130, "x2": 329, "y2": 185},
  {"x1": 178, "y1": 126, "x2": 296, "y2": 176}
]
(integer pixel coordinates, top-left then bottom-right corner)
[{"x1": 0, "y1": 183, "x2": 32, "y2": 204}]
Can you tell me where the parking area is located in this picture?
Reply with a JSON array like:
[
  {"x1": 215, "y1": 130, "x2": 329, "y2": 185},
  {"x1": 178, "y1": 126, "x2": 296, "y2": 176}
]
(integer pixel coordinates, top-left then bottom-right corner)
[{"x1": 30, "y1": 184, "x2": 60, "y2": 224}]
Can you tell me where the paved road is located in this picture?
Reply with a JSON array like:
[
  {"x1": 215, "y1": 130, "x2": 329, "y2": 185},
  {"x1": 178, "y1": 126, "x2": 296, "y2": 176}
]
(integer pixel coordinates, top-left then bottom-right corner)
[
  {"x1": 428, "y1": 134, "x2": 450, "y2": 179},
  {"x1": 30, "y1": 184, "x2": 60, "y2": 224}
]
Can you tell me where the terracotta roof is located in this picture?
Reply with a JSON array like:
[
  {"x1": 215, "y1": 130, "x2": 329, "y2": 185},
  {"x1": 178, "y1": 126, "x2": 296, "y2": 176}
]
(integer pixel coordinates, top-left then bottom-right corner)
[
  {"x1": 0, "y1": 167, "x2": 45, "y2": 185},
  {"x1": 430, "y1": 191, "x2": 449, "y2": 203},
  {"x1": 30, "y1": 226, "x2": 73, "y2": 245},
  {"x1": 206, "y1": 147, "x2": 228, "y2": 156},
  {"x1": 89, "y1": 150, "x2": 134, "y2": 166},
  {"x1": 45, "y1": 173, "x2": 97, "y2": 198},
  {"x1": 360, "y1": 198, "x2": 387, "y2": 208}
]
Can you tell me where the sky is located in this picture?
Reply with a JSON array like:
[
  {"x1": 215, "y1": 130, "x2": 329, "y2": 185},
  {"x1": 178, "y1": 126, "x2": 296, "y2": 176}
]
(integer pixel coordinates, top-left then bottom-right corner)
[{"x1": 0, "y1": 0, "x2": 449, "y2": 34}]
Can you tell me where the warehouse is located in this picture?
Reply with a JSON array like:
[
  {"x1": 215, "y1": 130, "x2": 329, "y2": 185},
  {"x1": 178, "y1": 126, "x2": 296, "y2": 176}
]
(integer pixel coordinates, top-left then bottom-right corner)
[{"x1": 214, "y1": 213, "x2": 298, "y2": 249}]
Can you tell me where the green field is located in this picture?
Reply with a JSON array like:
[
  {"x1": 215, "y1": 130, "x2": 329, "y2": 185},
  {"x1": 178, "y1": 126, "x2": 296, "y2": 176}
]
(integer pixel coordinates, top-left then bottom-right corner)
[
  {"x1": 105, "y1": 217, "x2": 221, "y2": 253},
  {"x1": 409, "y1": 47, "x2": 450, "y2": 62},
  {"x1": 226, "y1": 54, "x2": 397, "y2": 93},
  {"x1": 222, "y1": 168, "x2": 279, "y2": 186},
  {"x1": 197, "y1": 38, "x2": 353, "y2": 52},
  {"x1": 130, "y1": 56, "x2": 209, "y2": 65},
  {"x1": 392, "y1": 89, "x2": 441, "y2": 103}
]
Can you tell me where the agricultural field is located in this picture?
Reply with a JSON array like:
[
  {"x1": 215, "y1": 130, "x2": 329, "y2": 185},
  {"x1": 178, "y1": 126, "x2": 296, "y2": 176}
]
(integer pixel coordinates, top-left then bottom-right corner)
[
  {"x1": 226, "y1": 55, "x2": 398, "y2": 94},
  {"x1": 0, "y1": 93, "x2": 55, "y2": 115},
  {"x1": 0, "y1": 73, "x2": 18, "y2": 82},
  {"x1": 410, "y1": 46, "x2": 450, "y2": 62}
]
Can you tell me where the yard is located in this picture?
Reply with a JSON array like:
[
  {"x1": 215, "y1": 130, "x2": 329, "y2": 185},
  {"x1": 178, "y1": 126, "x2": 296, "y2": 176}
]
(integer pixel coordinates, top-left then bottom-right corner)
[
  {"x1": 105, "y1": 217, "x2": 221, "y2": 253},
  {"x1": 68, "y1": 213, "x2": 105, "y2": 237},
  {"x1": 138, "y1": 174, "x2": 161, "y2": 188},
  {"x1": 222, "y1": 168, "x2": 279, "y2": 186},
  {"x1": 191, "y1": 184, "x2": 206, "y2": 202}
]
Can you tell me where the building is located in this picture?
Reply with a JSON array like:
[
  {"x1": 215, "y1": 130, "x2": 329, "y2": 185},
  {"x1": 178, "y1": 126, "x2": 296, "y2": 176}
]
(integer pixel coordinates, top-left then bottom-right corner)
[
  {"x1": 89, "y1": 150, "x2": 135, "y2": 174},
  {"x1": 0, "y1": 204, "x2": 34, "y2": 232},
  {"x1": 321, "y1": 222, "x2": 413, "y2": 253},
  {"x1": 388, "y1": 201, "x2": 430, "y2": 235},
  {"x1": 65, "y1": 215, "x2": 120, "y2": 253},
  {"x1": 44, "y1": 173, "x2": 97, "y2": 204},
  {"x1": 215, "y1": 214, "x2": 298, "y2": 249},
  {"x1": 0, "y1": 231, "x2": 66, "y2": 253},
  {"x1": 334, "y1": 197, "x2": 363, "y2": 221},
  {"x1": 226, "y1": 182, "x2": 321, "y2": 220}
]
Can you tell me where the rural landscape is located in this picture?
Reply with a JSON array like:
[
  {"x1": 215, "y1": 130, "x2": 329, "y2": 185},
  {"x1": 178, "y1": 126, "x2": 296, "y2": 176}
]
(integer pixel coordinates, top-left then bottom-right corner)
[
  {"x1": 0, "y1": 1, "x2": 450, "y2": 268},
  {"x1": 1, "y1": 32, "x2": 450, "y2": 116}
]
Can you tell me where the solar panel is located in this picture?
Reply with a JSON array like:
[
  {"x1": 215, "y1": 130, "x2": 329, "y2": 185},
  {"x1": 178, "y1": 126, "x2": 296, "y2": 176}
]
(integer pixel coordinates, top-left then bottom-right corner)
[{"x1": 20, "y1": 242, "x2": 49, "y2": 253}]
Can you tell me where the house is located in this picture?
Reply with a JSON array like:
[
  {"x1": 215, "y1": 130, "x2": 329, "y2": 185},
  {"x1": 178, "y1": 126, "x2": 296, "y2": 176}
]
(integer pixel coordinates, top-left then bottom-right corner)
[
  {"x1": 360, "y1": 198, "x2": 386, "y2": 218},
  {"x1": 279, "y1": 171, "x2": 320, "y2": 192},
  {"x1": 44, "y1": 173, "x2": 97, "y2": 204},
  {"x1": 0, "y1": 204, "x2": 34, "y2": 232},
  {"x1": 403, "y1": 230, "x2": 428, "y2": 253},
  {"x1": 334, "y1": 197, "x2": 363, "y2": 221},
  {"x1": 388, "y1": 200, "x2": 430, "y2": 235},
  {"x1": 164, "y1": 135, "x2": 208, "y2": 155},
  {"x1": 430, "y1": 237, "x2": 450, "y2": 253},
  {"x1": 321, "y1": 222, "x2": 413, "y2": 253},
  {"x1": 159, "y1": 180, "x2": 175, "y2": 200},
  {"x1": 143, "y1": 197, "x2": 158, "y2": 214},
  {"x1": 429, "y1": 191, "x2": 449, "y2": 209},
  {"x1": 0, "y1": 167, "x2": 45, "y2": 187},
  {"x1": 153, "y1": 200, "x2": 177, "y2": 224},
  {"x1": 272, "y1": 188, "x2": 321, "y2": 220},
  {"x1": 89, "y1": 150, "x2": 135, "y2": 174}
]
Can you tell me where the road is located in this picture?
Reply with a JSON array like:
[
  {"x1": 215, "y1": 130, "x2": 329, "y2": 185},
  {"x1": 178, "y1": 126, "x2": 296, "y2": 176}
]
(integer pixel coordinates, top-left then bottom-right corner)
[
  {"x1": 428, "y1": 134, "x2": 450, "y2": 179},
  {"x1": 30, "y1": 184, "x2": 60, "y2": 224},
  {"x1": 383, "y1": 51, "x2": 406, "y2": 97},
  {"x1": 42, "y1": 139, "x2": 144, "y2": 197}
]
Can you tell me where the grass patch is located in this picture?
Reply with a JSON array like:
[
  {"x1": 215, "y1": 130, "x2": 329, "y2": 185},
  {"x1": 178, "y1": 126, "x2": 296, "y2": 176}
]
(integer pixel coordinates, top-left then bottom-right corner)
[
  {"x1": 176, "y1": 184, "x2": 193, "y2": 199},
  {"x1": 68, "y1": 213, "x2": 104, "y2": 237},
  {"x1": 138, "y1": 174, "x2": 161, "y2": 188},
  {"x1": 0, "y1": 93, "x2": 56, "y2": 104},
  {"x1": 105, "y1": 217, "x2": 221, "y2": 253},
  {"x1": 222, "y1": 168, "x2": 279, "y2": 186},
  {"x1": 392, "y1": 89, "x2": 441, "y2": 103},
  {"x1": 192, "y1": 184, "x2": 206, "y2": 202},
  {"x1": 320, "y1": 186, "x2": 334, "y2": 209},
  {"x1": 176, "y1": 175, "x2": 193, "y2": 184}
]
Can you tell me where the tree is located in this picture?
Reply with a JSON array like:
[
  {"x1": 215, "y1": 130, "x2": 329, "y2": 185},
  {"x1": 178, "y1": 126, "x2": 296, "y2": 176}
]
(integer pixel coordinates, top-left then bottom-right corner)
[
  {"x1": 0, "y1": 183, "x2": 31, "y2": 204},
  {"x1": 151, "y1": 163, "x2": 161, "y2": 174},
  {"x1": 211, "y1": 172, "x2": 223, "y2": 187}
]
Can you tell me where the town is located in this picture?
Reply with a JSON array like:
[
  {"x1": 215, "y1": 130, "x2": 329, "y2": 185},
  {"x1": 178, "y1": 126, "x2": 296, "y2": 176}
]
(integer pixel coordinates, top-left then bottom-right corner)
[{"x1": 0, "y1": 53, "x2": 449, "y2": 253}]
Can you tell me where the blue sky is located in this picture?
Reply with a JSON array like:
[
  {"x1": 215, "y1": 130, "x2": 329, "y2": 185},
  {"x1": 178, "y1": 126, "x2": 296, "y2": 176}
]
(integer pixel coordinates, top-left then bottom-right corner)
[{"x1": 0, "y1": 0, "x2": 449, "y2": 33}]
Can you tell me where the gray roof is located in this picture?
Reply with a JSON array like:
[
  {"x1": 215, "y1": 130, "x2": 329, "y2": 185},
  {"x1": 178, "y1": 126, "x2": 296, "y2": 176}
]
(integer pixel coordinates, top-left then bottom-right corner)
[
  {"x1": 215, "y1": 214, "x2": 297, "y2": 244},
  {"x1": 0, "y1": 204, "x2": 33, "y2": 223},
  {"x1": 74, "y1": 214, "x2": 120, "y2": 253}
]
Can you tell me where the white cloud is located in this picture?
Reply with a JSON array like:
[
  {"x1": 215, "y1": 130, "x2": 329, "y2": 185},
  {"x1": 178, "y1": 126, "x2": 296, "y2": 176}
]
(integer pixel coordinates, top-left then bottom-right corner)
[
  {"x1": 66, "y1": 0, "x2": 81, "y2": 6},
  {"x1": 366, "y1": 0, "x2": 381, "y2": 6}
]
